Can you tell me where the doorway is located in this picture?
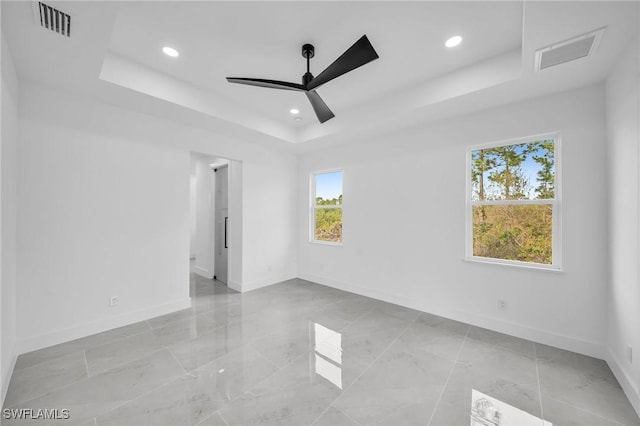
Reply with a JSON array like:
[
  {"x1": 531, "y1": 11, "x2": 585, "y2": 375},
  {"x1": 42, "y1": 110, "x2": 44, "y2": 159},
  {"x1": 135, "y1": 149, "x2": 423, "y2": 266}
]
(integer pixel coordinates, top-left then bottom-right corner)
[{"x1": 189, "y1": 153, "x2": 242, "y2": 291}]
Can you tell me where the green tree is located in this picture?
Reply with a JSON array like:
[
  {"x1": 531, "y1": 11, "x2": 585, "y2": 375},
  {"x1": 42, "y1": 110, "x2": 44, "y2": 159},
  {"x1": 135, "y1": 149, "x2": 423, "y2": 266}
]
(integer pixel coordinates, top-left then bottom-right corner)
[
  {"x1": 472, "y1": 149, "x2": 496, "y2": 201},
  {"x1": 532, "y1": 139, "x2": 555, "y2": 199},
  {"x1": 485, "y1": 144, "x2": 533, "y2": 200}
]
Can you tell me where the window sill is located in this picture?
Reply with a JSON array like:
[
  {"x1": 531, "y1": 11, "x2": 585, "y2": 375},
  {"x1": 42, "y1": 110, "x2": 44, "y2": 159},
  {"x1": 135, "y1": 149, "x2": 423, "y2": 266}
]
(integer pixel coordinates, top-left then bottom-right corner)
[
  {"x1": 463, "y1": 256, "x2": 563, "y2": 272},
  {"x1": 309, "y1": 240, "x2": 343, "y2": 247}
]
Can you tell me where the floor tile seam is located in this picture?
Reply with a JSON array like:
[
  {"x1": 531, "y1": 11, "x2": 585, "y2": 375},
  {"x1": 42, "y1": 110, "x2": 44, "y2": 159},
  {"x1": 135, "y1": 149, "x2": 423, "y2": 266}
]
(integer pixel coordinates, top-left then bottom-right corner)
[
  {"x1": 13, "y1": 345, "x2": 90, "y2": 373},
  {"x1": 5, "y1": 346, "x2": 171, "y2": 410},
  {"x1": 84, "y1": 334, "x2": 135, "y2": 359},
  {"x1": 16, "y1": 332, "x2": 136, "y2": 372},
  {"x1": 535, "y1": 356, "x2": 617, "y2": 383},
  {"x1": 86, "y1": 346, "x2": 169, "y2": 378},
  {"x1": 464, "y1": 334, "x2": 537, "y2": 360},
  {"x1": 248, "y1": 302, "x2": 371, "y2": 341},
  {"x1": 240, "y1": 348, "x2": 302, "y2": 394},
  {"x1": 336, "y1": 406, "x2": 364, "y2": 426},
  {"x1": 392, "y1": 322, "x2": 470, "y2": 367},
  {"x1": 315, "y1": 306, "x2": 378, "y2": 345},
  {"x1": 310, "y1": 404, "x2": 363, "y2": 426},
  {"x1": 194, "y1": 411, "x2": 225, "y2": 426},
  {"x1": 166, "y1": 318, "x2": 243, "y2": 345},
  {"x1": 217, "y1": 410, "x2": 231, "y2": 426},
  {"x1": 88, "y1": 367, "x2": 188, "y2": 424},
  {"x1": 165, "y1": 346, "x2": 190, "y2": 376},
  {"x1": 234, "y1": 341, "x2": 305, "y2": 396},
  {"x1": 83, "y1": 349, "x2": 90, "y2": 378},
  {"x1": 172, "y1": 339, "x2": 255, "y2": 373},
  {"x1": 335, "y1": 304, "x2": 413, "y2": 336},
  {"x1": 542, "y1": 393, "x2": 633, "y2": 425},
  {"x1": 10, "y1": 348, "x2": 87, "y2": 377},
  {"x1": 109, "y1": 321, "x2": 154, "y2": 342},
  {"x1": 427, "y1": 333, "x2": 469, "y2": 426},
  {"x1": 147, "y1": 311, "x2": 217, "y2": 331},
  {"x1": 5, "y1": 352, "x2": 95, "y2": 409},
  {"x1": 192, "y1": 343, "x2": 280, "y2": 380},
  {"x1": 310, "y1": 315, "x2": 420, "y2": 426}
]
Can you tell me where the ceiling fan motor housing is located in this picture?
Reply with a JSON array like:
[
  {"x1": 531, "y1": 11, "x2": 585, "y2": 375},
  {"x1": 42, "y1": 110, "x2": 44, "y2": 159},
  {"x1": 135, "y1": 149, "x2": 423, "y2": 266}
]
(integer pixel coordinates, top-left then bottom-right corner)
[{"x1": 301, "y1": 43, "x2": 315, "y2": 59}]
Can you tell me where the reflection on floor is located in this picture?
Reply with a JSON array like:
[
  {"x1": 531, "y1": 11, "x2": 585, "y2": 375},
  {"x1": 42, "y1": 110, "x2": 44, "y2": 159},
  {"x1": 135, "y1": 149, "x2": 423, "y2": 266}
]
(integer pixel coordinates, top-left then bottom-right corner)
[
  {"x1": 471, "y1": 389, "x2": 552, "y2": 426},
  {"x1": 3, "y1": 272, "x2": 639, "y2": 425}
]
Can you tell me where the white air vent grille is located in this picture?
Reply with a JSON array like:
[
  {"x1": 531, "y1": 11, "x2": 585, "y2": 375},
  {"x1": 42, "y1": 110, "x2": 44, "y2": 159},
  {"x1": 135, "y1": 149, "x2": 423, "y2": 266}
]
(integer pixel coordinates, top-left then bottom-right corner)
[
  {"x1": 33, "y1": 2, "x2": 71, "y2": 37},
  {"x1": 535, "y1": 28, "x2": 605, "y2": 71}
]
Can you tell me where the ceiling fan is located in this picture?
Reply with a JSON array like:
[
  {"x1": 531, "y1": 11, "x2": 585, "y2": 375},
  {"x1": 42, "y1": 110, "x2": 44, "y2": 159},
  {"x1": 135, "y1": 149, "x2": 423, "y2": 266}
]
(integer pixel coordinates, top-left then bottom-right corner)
[{"x1": 226, "y1": 35, "x2": 379, "y2": 124}]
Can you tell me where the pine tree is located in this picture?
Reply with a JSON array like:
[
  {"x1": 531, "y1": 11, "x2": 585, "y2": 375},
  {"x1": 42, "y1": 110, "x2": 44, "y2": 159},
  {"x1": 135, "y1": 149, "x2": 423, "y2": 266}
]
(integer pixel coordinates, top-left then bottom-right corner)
[
  {"x1": 485, "y1": 143, "x2": 533, "y2": 200},
  {"x1": 532, "y1": 140, "x2": 555, "y2": 199}
]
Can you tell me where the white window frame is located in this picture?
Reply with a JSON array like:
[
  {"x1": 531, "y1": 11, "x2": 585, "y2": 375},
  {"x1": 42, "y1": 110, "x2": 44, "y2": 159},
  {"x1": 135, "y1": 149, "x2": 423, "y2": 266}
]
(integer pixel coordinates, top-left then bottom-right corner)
[
  {"x1": 310, "y1": 169, "x2": 343, "y2": 246},
  {"x1": 465, "y1": 132, "x2": 562, "y2": 271}
]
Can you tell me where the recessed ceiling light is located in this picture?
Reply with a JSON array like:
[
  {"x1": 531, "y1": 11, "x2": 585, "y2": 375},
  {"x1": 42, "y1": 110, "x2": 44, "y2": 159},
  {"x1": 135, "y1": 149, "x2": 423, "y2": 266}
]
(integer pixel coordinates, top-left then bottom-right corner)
[
  {"x1": 162, "y1": 46, "x2": 179, "y2": 57},
  {"x1": 294, "y1": 117, "x2": 303, "y2": 121},
  {"x1": 445, "y1": 36, "x2": 462, "y2": 48},
  {"x1": 289, "y1": 108, "x2": 300, "y2": 115}
]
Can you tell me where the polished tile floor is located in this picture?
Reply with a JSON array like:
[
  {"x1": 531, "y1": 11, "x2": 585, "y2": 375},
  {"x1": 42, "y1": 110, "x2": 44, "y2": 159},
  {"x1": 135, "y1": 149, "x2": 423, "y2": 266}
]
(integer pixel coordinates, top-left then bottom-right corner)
[{"x1": 4, "y1": 271, "x2": 640, "y2": 426}]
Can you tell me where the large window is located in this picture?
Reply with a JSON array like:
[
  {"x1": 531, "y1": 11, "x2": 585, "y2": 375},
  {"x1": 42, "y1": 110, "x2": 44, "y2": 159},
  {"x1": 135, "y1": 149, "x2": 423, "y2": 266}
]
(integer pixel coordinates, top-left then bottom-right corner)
[
  {"x1": 467, "y1": 134, "x2": 561, "y2": 269},
  {"x1": 311, "y1": 170, "x2": 343, "y2": 244}
]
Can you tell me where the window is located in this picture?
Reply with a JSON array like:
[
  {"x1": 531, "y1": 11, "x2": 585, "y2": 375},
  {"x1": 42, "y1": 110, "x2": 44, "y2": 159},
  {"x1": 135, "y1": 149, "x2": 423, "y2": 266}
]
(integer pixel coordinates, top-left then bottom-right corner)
[
  {"x1": 466, "y1": 134, "x2": 561, "y2": 269},
  {"x1": 311, "y1": 170, "x2": 343, "y2": 244}
]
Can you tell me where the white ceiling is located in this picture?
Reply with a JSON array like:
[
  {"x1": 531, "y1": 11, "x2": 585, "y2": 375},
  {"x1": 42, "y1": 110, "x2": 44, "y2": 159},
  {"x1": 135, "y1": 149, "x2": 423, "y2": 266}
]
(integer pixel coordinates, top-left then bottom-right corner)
[
  {"x1": 1, "y1": 1, "x2": 638, "y2": 151},
  {"x1": 107, "y1": 1, "x2": 522, "y2": 125}
]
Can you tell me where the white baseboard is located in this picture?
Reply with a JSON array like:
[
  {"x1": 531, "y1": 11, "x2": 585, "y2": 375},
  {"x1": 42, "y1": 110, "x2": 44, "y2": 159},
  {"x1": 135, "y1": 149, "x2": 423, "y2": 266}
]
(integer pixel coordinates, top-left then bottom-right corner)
[
  {"x1": 194, "y1": 266, "x2": 213, "y2": 279},
  {"x1": 606, "y1": 349, "x2": 640, "y2": 417},
  {"x1": 299, "y1": 273, "x2": 604, "y2": 359},
  {"x1": 236, "y1": 274, "x2": 297, "y2": 293},
  {"x1": 227, "y1": 280, "x2": 242, "y2": 292},
  {"x1": 1, "y1": 350, "x2": 17, "y2": 407},
  {"x1": 16, "y1": 297, "x2": 192, "y2": 355}
]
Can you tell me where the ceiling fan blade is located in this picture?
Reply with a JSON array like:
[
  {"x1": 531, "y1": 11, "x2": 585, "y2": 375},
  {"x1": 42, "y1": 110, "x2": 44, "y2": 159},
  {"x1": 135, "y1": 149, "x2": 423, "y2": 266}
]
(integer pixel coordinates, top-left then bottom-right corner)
[
  {"x1": 305, "y1": 90, "x2": 335, "y2": 123},
  {"x1": 306, "y1": 35, "x2": 379, "y2": 91},
  {"x1": 226, "y1": 77, "x2": 306, "y2": 92}
]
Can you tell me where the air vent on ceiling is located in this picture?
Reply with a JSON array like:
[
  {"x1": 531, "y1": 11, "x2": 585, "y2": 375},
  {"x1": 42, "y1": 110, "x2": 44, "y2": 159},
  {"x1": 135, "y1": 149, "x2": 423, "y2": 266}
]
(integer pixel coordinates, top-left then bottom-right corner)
[
  {"x1": 32, "y1": 1, "x2": 71, "y2": 37},
  {"x1": 534, "y1": 28, "x2": 605, "y2": 71}
]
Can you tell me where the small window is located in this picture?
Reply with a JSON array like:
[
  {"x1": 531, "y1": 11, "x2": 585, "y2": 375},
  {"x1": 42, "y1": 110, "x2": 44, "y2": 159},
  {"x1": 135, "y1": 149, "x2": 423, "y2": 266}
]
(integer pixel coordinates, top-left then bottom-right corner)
[
  {"x1": 311, "y1": 170, "x2": 343, "y2": 244},
  {"x1": 466, "y1": 134, "x2": 561, "y2": 269}
]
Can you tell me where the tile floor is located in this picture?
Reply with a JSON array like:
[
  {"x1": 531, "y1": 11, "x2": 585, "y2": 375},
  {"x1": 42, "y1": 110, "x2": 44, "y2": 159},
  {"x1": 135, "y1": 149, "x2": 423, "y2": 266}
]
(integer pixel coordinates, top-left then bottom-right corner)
[{"x1": 3, "y1": 271, "x2": 640, "y2": 426}]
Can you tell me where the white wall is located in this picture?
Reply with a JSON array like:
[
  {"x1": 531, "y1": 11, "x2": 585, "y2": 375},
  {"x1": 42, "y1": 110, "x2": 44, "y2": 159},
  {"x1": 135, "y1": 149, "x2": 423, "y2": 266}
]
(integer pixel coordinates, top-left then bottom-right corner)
[
  {"x1": 1, "y1": 34, "x2": 19, "y2": 405},
  {"x1": 298, "y1": 84, "x2": 609, "y2": 358},
  {"x1": 242, "y1": 160, "x2": 297, "y2": 291},
  {"x1": 17, "y1": 115, "x2": 192, "y2": 352},
  {"x1": 605, "y1": 37, "x2": 640, "y2": 413},
  {"x1": 15, "y1": 82, "x2": 298, "y2": 352}
]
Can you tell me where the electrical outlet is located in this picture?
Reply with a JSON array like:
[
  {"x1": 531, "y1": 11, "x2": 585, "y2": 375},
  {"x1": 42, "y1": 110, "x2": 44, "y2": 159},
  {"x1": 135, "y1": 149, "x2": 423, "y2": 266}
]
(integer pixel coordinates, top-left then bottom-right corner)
[
  {"x1": 110, "y1": 296, "x2": 119, "y2": 307},
  {"x1": 498, "y1": 300, "x2": 507, "y2": 310},
  {"x1": 627, "y1": 345, "x2": 633, "y2": 363}
]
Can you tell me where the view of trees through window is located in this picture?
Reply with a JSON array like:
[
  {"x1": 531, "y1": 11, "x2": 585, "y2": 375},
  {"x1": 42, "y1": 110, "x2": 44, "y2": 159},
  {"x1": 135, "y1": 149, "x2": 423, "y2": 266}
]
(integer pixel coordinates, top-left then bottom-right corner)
[
  {"x1": 313, "y1": 171, "x2": 343, "y2": 243},
  {"x1": 471, "y1": 139, "x2": 556, "y2": 264}
]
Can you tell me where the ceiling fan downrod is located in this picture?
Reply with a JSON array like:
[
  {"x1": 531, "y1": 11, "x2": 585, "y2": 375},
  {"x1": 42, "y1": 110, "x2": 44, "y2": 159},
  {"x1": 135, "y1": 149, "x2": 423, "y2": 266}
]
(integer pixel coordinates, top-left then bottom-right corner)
[{"x1": 302, "y1": 43, "x2": 314, "y2": 86}]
